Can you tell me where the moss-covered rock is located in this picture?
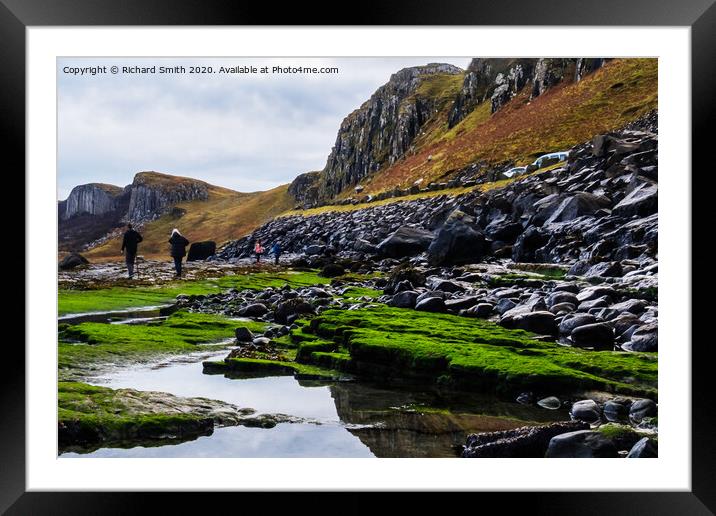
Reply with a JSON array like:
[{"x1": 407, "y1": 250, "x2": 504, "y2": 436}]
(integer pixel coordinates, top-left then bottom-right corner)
[
  {"x1": 291, "y1": 306, "x2": 657, "y2": 397},
  {"x1": 202, "y1": 357, "x2": 342, "y2": 381},
  {"x1": 58, "y1": 310, "x2": 266, "y2": 381},
  {"x1": 58, "y1": 381, "x2": 255, "y2": 450}
]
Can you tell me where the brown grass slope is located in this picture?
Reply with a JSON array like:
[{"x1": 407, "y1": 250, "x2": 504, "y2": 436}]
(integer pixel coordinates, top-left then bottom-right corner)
[
  {"x1": 85, "y1": 184, "x2": 293, "y2": 261},
  {"x1": 355, "y1": 58, "x2": 657, "y2": 196}
]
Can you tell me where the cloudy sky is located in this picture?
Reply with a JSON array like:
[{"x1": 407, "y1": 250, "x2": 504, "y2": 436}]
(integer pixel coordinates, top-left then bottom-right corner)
[{"x1": 57, "y1": 57, "x2": 471, "y2": 199}]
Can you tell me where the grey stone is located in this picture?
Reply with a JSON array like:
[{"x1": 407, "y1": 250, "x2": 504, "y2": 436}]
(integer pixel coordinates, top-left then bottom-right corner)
[{"x1": 570, "y1": 399, "x2": 601, "y2": 423}]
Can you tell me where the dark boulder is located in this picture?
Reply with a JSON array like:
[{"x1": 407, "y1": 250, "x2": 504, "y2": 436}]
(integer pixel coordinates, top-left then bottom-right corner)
[
  {"x1": 579, "y1": 297, "x2": 610, "y2": 311},
  {"x1": 415, "y1": 296, "x2": 447, "y2": 313},
  {"x1": 549, "y1": 302, "x2": 576, "y2": 314},
  {"x1": 545, "y1": 430, "x2": 619, "y2": 458},
  {"x1": 559, "y1": 313, "x2": 598, "y2": 335},
  {"x1": 462, "y1": 421, "x2": 589, "y2": 458},
  {"x1": 234, "y1": 327, "x2": 254, "y2": 342},
  {"x1": 547, "y1": 291, "x2": 579, "y2": 308},
  {"x1": 444, "y1": 296, "x2": 480, "y2": 311},
  {"x1": 610, "y1": 299, "x2": 648, "y2": 315},
  {"x1": 319, "y1": 263, "x2": 345, "y2": 278},
  {"x1": 623, "y1": 322, "x2": 658, "y2": 352},
  {"x1": 500, "y1": 310, "x2": 557, "y2": 335},
  {"x1": 603, "y1": 399, "x2": 632, "y2": 422},
  {"x1": 484, "y1": 217, "x2": 523, "y2": 242},
  {"x1": 377, "y1": 226, "x2": 434, "y2": 258},
  {"x1": 577, "y1": 286, "x2": 616, "y2": 303},
  {"x1": 629, "y1": 399, "x2": 657, "y2": 424},
  {"x1": 239, "y1": 303, "x2": 269, "y2": 317},
  {"x1": 570, "y1": 323, "x2": 614, "y2": 350},
  {"x1": 274, "y1": 298, "x2": 315, "y2": 324},
  {"x1": 585, "y1": 261, "x2": 623, "y2": 278},
  {"x1": 462, "y1": 303, "x2": 494, "y2": 318},
  {"x1": 626, "y1": 437, "x2": 658, "y2": 458},
  {"x1": 429, "y1": 279, "x2": 464, "y2": 293},
  {"x1": 389, "y1": 290, "x2": 419, "y2": 309},
  {"x1": 544, "y1": 192, "x2": 612, "y2": 224},
  {"x1": 304, "y1": 244, "x2": 326, "y2": 256},
  {"x1": 567, "y1": 260, "x2": 591, "y2": 276},
  {"x1": 512, "y1": 226, "x2": 548, "y2": 262},
  {"x1": 59, "y1": 253, "x2": 89, "y2": 270},
  {"x1": 570, "y1": 399, "x2": 602, "y2": 423},
  {"x1": 384, "y1": 266, "x2": 426, "y2": 294},
  {"x1": 612, "y1": 183, "x2": 657, "y2": 218},
  {"x1": 426, "y1": 210, "x2": 487, "y2": 266},
  {"x1": 495, "y1": 298, "x2": 518, "y2": 315},
  {"x1": 187, "y1": 241, "x2": 216, "y2": 261}
]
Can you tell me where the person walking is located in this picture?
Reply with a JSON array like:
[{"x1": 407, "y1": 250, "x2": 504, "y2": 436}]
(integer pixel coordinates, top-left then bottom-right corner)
[
  {"x1": 120, "y1": 223, "x2": 143, "y2": 279},
  {"x1": 254, "y1": 240, "x2": 265, "y2": 263},
  {"x1": 168, "y1": 228, "x2": 190, "y2": 278},
  {"x1": 269, "y1": 242, "x2": 282, "y2": 265}
]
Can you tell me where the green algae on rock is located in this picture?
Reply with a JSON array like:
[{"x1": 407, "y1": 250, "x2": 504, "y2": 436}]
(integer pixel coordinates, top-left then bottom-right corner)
[
  {"x1": 58, "y1": 381, "x2": 309, "y2": 452},
  {"x1": 58, "y1": 311, "x2": 265, "y2": 381},
  {"x1": 58, "y1": 381, "x2": 250, "y2": 450},
  {"x1": 287, "y1": 306, "x2": 657, "y2": 397},
  {"x1": 203, "y1": 356, "x2": 344, "y2": 381}
]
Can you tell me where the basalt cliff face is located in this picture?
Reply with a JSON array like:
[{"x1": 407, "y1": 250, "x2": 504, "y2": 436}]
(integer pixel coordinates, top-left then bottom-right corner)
[
  {"x1": 450, "y1": 58, "x2": 608, "y2": 127},
  {"x1": 311, "y1": 64, "x2": 463, "y2": 201},
  {"x1": 61, "y1": 183, "x2": 127, "y2": 220},
  {"x1": 59, "y1": 172, "x2": 212, "y2": 252},
  {"x1": 125, "y1": 172, "x2": 210, "y2": 223}
]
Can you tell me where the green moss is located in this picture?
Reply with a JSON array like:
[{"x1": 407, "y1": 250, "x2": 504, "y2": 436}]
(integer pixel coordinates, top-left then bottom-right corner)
[
  {"x1": 58, "y1": 310, "x2": 264, "y2": 380},
  {"x1": 58, "y1": 382, "x2": 212, "y2": 448},
  {"x1": 293, "y1": 306, "x2": 657, "y2": 397},
  {"x1": 338, "y1": 286, "x2": 383, "y2": 301},
  {"x1": 296, "y1": 339, "x2": 338, "y2": 362},
  {"x1": 58, "y1": 270, "x2": 330, "y2": 315},
  {"x1": 597, "y1": 423, "x2": 638, "y2": 440},
  {"x1": 487, "y1": 267, "x2": 567, "y2": 287},
  {"x1": 203, "y1": 357, "x2": 340, "y2": 380}
]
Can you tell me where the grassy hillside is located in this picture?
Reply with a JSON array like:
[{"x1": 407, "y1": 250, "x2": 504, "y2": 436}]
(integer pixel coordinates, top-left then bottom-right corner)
[
  {"x1": 355, "y1": 58, "x2": 657, "y2": 196},
  {"x1": 85, "y1": 184, "x2": 293, "y2": 261}
]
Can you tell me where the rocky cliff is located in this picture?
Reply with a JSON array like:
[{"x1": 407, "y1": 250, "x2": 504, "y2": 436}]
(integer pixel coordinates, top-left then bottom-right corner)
[
  {"x1": 288, "y1": 171, "x2": 321, "y2": 209},
  {"x1": 298, "y1": 58, "x2": 611, "y2": 204},
  {"x1": 448, "y1": 58, "x2": 536, "y2": 127},
  {"x1": 315, "y1": 63, "x2": 463, "y2": 200},
  {"x1": 125, "y1": 172, "x2": 210, "y2": 222},
  {"x1": 449, "y1": 58, "x2": 608, "y2": 127},
  {"x1": 60, "y1": 171, "x2": 213, "y2": 252},
  {"x1": 62, "y1": 183, "x2": 125, "y2": 220}
]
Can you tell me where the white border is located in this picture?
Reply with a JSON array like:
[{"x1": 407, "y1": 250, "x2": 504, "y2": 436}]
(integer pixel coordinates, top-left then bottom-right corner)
[{"x1": 28, "y1": 27, "x2": 691, "y2": 491}]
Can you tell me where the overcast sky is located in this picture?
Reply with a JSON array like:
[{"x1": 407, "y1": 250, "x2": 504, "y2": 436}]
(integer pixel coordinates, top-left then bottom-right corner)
[{"x1": 57, "y1": 57, "x2": 472, "y2": 199}]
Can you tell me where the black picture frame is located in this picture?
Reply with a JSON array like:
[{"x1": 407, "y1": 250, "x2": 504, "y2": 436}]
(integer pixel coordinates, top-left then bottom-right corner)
[{"x1": 6, "y1": 0, "x2": 712, "y2": 512}]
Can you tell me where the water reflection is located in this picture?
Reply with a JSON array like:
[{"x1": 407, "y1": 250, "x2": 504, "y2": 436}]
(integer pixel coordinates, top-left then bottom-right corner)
[{"x1": 63, "y1": 352, "x2": 568, "y2": 458}]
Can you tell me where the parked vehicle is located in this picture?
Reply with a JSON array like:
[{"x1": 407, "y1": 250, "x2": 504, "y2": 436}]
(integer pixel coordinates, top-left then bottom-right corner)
[
  {"x1": 531, "y1": 151, "x2": 570, "y2": 169},
  {"x1": 503, "y1": 166, "x2": 527, "y2": 178}
]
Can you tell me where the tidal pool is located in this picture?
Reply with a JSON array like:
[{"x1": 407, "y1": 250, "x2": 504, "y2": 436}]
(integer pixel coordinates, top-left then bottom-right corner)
[{"x1": 61, "y1": 349, "x2": 568, "y2": 458}]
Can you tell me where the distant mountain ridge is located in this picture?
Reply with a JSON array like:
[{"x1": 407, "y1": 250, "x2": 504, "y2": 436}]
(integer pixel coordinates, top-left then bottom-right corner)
[{"x1": 59, "y1": 172, "x2": 230, "y2": 253}]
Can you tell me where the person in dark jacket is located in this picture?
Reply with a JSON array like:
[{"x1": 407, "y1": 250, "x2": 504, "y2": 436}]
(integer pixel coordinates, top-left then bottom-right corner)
[
  {"x1": 168, "y1": 228, "x2": 190, "y2": 277},
  {"x1": 120, "y1": 223, "x2": 143, "y2": 278},
  {"x1": 269, "y1": 242, "x2": 282, "y2": 265}
]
